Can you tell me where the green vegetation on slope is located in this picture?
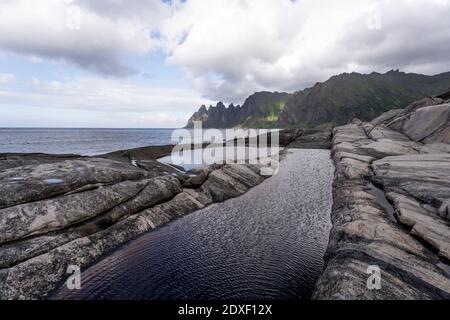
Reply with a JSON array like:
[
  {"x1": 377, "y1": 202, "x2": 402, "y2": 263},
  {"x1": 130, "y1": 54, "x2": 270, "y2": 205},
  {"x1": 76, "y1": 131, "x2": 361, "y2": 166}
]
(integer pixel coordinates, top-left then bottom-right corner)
[
  {"x1": 278, "y1": 70, "x2": 450, "y2": 127},
  {"x1": 186, "y1": 70, "x2": 450, "y2": 128}
]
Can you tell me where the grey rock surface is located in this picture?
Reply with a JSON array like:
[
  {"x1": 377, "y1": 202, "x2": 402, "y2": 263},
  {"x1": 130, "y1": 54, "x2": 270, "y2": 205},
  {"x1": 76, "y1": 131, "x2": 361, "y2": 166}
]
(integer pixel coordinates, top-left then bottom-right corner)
[
  {"x1": 313, "y1": 99, "x2": 450, "y2": 300},
  {"x1": 0, "y1": 158, "x2": 149, "y2": 209},
  {"x1": 0, "y1": 151, "x2": 273, "y2": 299}
]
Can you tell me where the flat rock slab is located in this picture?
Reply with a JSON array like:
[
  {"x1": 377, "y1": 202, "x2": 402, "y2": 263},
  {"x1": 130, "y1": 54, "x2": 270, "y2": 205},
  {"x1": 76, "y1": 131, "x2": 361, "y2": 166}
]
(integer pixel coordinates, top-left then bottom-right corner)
[
  {"x1": 0, "y1": 158, "x2": 150, "y2": 209},
  {"x1": 402, "y1": 104, "x2": 450, "y2": 144},
  {"x1": 372, "y1": 154, "x2": 450, "y2": 208},
  {"x1": 388, "y1": 192, "x2": 450, "y2": 260},
  {"x1": 0, "y1": 153, "x2": 82, "y2": 171},
  {"x1": 367, "y1": 126, "x2": 412, "y2": 142}
]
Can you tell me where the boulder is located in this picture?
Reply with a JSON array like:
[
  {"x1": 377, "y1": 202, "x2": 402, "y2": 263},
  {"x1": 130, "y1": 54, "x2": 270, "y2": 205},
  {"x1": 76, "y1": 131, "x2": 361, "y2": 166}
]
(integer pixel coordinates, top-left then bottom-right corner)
[{"x1": 401, "y1": 104, "x2": 450, "y2": 143}]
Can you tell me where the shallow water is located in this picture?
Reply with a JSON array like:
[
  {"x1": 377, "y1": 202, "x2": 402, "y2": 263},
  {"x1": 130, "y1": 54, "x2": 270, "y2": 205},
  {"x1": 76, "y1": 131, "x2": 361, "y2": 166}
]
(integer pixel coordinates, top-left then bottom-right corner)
[
  {"x1": 158, "y1": 146, "x2": 279, "y2": 171},
  {"x1": 54, "y1": 149, "x2": 334, "y2": 300}
]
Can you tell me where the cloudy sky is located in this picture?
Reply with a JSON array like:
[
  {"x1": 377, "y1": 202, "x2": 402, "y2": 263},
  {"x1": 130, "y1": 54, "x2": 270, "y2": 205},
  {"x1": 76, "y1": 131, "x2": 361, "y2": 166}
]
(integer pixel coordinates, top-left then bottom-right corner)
[{"x1": 1, "y1": 0, "x2": 450, "y2": 128}]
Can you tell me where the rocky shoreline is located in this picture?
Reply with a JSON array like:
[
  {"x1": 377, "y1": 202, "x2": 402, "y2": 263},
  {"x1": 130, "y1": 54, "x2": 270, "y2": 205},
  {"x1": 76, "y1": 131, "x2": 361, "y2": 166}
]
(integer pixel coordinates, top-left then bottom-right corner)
[
  {"x1": 313, "y1": 96, "x2": 450, "y2": 299},
  {"x1": 0, "y1": 129, "x2": 314, "y2": 300},
  {"x1": 0, "y1": 95, "x2": 449, "y2": 300}
]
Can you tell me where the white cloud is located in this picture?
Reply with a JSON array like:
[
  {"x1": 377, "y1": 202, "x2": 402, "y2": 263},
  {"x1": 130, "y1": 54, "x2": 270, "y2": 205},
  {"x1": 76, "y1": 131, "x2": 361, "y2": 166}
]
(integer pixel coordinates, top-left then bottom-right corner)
[
  {"x1": 161, "y1": 0, "x2": 450, "y2": 102},
  {"x1": 0, "y1": 76, "x2": 213, "y2": 127},
  {"x1": 1, "y1": 0, "x2": 450, "y2": 105},
  {"x1": 0, "y1": 0, "x2": 170, "y2": 76},
  {"x1": 0, "y1": 73, "x2": 16, "y2": 83}
]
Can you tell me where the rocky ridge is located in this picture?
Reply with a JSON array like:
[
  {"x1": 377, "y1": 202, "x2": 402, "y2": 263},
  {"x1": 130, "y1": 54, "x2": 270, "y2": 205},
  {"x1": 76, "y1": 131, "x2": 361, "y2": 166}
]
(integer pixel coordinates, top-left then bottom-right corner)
[
  {"x1": 186, "y1": 91, "x2": 290, "y2": 128},
  {"x1": 313, "y1": 96, "x2": 450, "y2": 299},
  {"x1": 187, "y1": 71, "x2": 450, "y2": 129}
]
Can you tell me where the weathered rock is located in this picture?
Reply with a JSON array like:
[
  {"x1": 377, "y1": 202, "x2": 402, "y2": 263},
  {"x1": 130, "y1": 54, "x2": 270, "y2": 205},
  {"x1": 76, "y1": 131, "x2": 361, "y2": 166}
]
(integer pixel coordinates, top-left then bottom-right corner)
[
  {"x1": 314, "y1": 241, "x2": 450, "y2": 299},
  {"x1": 0, "y1": 175, "x2": 183, "y2": 268},
  {"x1": 367, "y1": 125, "x2": 412, "y2": 142},
  {"x1": 279, "y1": 129, "x2": 303, "y2": 146},
  {"x1": 287, "y1": 129, "x2": 332, "y2": 149},
  {"x1": 197, "y1": 165, "x2": 251, "y2": 204},
  {"x1": 335, "y1": 157, "x2": 372, "y2": 180},
  {"x1": 0, "y1": 180, "x2": 147, "y2": 244},
  {"x1": 0, "y1": 158, "x2": 149, "y2": 209},
  {"x1": 314, "y1": 112, "x2": 450, "y2": 300},
  {"x1": 315, "y1": 175, "x2": 450, "y2": 299},
  {"x1": 387, "y1": 192, "x2": 450, "y2": 260},
  {"x1": 0, "y1": 156, "x2": 270, "y2": 299},
  {"x1": 182, "y1": 167, "x2": 213, "y2": 188},
  {"x1": 419, "y1": 143, "x2": 450, "y2": 154},
  {"x1": 384, "y1": 97, "x2": 444, "y2": 131},
  {"x1": 402, "y1": 104, "x2": 450, "y2": 143},
  {"x1": 313, "y1": 256, "x2": 436, "y2": 300},
  {"x1": 371, "y1": 109, "x2": 403, "y2": 126},
  {"x1": 0, "y1": 187, "x2": 212, "y2": 300},
  {"x1": 133, "y1": 159, "x2": 184, "y2": 178},
  {"x1": 332, "y1": 124, "x2": 368, "y2": 144},
  {"x1": 372, "y1": 154, "x2": 450, "y2": 209},
  {"x1": 0, "y1": 153, "x2": 82, "y2": 171},
  {"x1": 439, "y1": 200, "x2": 450, "y2": 220}
]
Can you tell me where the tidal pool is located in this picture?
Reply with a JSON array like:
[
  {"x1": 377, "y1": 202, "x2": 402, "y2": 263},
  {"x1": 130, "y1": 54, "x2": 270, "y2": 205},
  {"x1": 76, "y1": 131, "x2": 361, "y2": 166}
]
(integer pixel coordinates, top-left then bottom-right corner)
[{"x1": 54, "y1": 149, "x2": 334, "y2": 300}]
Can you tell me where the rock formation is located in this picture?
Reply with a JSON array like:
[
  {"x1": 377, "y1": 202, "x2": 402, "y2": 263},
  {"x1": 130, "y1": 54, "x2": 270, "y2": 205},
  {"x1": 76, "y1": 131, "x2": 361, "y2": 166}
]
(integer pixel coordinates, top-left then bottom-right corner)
[{"x1": 313, "y1": 95, "x2": 450, "y2": 299}]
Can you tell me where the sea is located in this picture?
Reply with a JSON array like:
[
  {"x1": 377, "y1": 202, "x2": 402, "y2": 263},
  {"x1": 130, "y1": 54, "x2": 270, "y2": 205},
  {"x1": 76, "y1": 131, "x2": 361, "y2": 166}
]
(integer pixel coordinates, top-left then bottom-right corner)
[
  {"x1": 0, "y1": 128, "x2": 277, "y2": 156},
  {"x1": 0, "y1": 128, "x2": 184, "y2": 156}
]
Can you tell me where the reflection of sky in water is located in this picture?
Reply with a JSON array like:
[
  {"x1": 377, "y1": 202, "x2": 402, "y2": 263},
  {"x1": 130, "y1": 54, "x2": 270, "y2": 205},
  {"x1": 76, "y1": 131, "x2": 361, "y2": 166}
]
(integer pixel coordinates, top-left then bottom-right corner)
[
  {"x1": 158, "y1": 146, "x2": 279, "y2": 171},
  {"x1": 43, "y1": 178, "x2": 64, "y2": 184}
]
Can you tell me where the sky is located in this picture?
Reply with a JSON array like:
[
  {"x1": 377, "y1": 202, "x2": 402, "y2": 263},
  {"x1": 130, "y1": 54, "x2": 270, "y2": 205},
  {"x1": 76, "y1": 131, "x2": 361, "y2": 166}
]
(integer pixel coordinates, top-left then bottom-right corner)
[{"x1": 1, "y1": 0, "x2": 450, "y2": 128}]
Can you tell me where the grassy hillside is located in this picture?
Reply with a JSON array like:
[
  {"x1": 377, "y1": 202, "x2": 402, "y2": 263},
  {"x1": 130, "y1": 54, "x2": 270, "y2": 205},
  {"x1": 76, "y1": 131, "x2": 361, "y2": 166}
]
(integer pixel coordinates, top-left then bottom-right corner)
[{"x1": 278, "y1": 70, "x2": 450, "y2": 127}]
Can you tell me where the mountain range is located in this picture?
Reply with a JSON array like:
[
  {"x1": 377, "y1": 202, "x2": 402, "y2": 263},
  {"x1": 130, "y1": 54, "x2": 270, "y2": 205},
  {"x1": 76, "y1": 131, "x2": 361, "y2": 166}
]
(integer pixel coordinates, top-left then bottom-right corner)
[{"x1": 185, "y1": 70, "x2": 450, "y2": 128}]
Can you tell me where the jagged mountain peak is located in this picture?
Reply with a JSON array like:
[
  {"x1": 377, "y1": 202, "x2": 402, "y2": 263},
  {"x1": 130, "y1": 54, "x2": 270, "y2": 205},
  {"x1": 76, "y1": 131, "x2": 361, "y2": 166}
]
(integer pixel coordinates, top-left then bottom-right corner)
[{"x1": 186, "y1": 70, "x2": 450, "y2": 128}]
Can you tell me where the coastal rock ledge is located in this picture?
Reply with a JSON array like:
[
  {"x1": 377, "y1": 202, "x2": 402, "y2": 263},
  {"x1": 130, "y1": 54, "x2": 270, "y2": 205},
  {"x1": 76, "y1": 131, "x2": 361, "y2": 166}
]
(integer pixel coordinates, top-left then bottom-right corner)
[
  {"x1": 1, "y1": 128, "x2": 323, "y2": 300},
  {"x1": 0, "y1": 154, "x2": 274, "y2": 299},
  {"x1": 313, "y1": 96, "x2": 450, "y2": 299}
]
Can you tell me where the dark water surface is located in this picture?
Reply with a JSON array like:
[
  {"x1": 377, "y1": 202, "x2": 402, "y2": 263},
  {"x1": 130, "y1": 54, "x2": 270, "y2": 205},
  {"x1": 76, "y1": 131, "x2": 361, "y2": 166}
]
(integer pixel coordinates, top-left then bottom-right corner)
[{"x1": 54, "y1": 149, "x2": 334, "y2": 300}]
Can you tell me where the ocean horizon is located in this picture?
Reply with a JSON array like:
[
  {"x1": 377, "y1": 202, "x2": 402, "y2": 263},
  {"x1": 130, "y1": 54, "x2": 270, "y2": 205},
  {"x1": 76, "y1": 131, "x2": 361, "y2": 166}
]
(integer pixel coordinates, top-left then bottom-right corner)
[{"x1": 0, "y1": 128, "x2": 181, "y2": 156}]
